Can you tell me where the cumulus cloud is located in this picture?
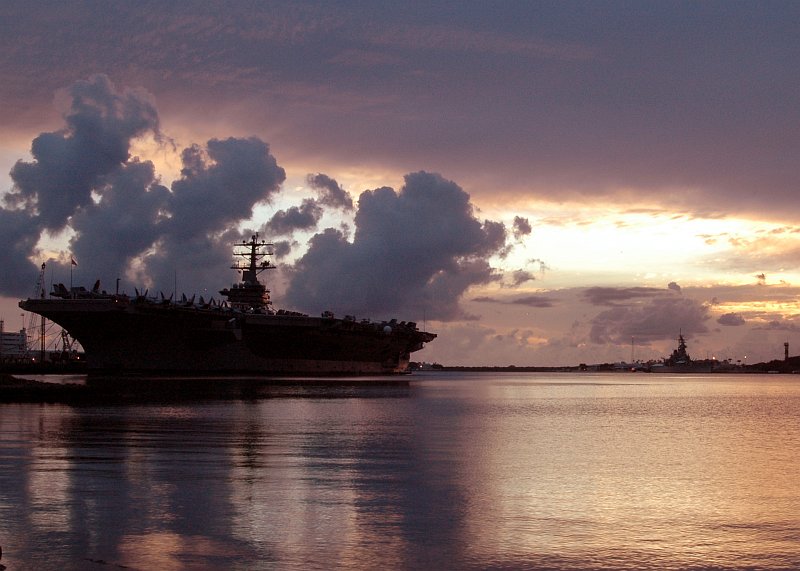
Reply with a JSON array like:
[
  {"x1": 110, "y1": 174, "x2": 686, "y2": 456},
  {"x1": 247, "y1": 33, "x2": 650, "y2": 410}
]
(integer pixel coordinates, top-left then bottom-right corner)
[
  {"x1": 140, "y1": 137, "x2": 286, "y2": 289},
  {"x1": 168, "y1": 137, "x2": 285, "y2": 238},
  {"x1": 500, "y1": 258, "x2": 548, "y2": 288},
  {"x1": 0, "y1": 209, "x2": 41, "y2": 296},
  {"x1": 272, "y1": 240, "x2": 294, "y2": 259},
  {"x1": 6, "y1": 74, "x2": 159, "y2": 232},
  {"x1": 512, "y1": 216, "x2": 532, "y2": 240},
  {"x1": 0, "y1": 75, "x2": 162, "y2": 295},
  {"x1": 717, "y1": 312, "x2": 746, "y2": 326},
  {"x1": 508, "y1": 269, "x2": 536, "y2": 287},
  {"x1": 4, "y1": 78, "x2": 507, "y2": 325},
  {"x1": 285, "y1": 171, "x2": 507, "y2": 320},
  {"x1": 69, "y1": 159, "x2": 171, "y2": 284},
  {"x1": 584, "y1": 284, "x2": 709, "y2": 344},
  {"x1": 307, "y1": 173, "x2": 353, "y2": 211},
  {"x1": 264, "y1": 199, "x2": 323, "y2": 236},
  {"x1": 1, "y1": 76, "x2": 287, "y2": 297},
  {"x1": 589, "y1": 296, "x2": 710, "y2": 344}
]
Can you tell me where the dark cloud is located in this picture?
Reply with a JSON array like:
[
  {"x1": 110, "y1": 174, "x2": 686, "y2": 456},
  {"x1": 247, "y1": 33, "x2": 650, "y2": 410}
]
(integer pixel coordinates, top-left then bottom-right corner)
[
  {"x1": 140, "y1": 230, "x2": 244, "y2": 297},
  {"x1": 272, "y1": 240, "x2": 294, "y2": 259},
  {"x1": 169, "y1": 137, "x2": 285, "y2": 239},
  {"x1": 511, "y1": 295, "x2": 554, "y2": 308},
  {"x1": 505, "y1": 259, "x2": 548, "y2": 286},
  {"x1": 512, "y1": 216, "x2": 532, "y2": 240},
  {"x1": 69, "y1": 159, "x2": 170, "y2": 284},
  {"x1": 2, "y1": 77, "x2": 506, "y2": 323},
  {"x1": 1, "y1": 76, "x2": 287, "y2": 299},
  {"x1": 0, "y1": 209, "x2": 41, "y2": 296},
  {"x1": 140, "y1": 137, "x2": 286, "y2": 289},
  {"x1": 3, "y1": 5, "x2": 800, "y2": 218},
  {"x1": 472, "y1": 294, "x2": 554, "y2": 308},
  {"x1": 505, "y1": 269, "x2": 535, "y2": 287},
  {"x1": 307, "y1": 173, "x2": 353, "y2": 211},
  {"x1": 285, "y1": 171, "x2": 506, "y2": 320},
  {"x1": 584, "y1": 284, "x2": 709, "y2": 344},
  {"x1": 6, "y1": 75, "x2": 159, "y2": 231},
  {"x1": 717, "y1": 313, "x2": 745, "y2": 327},
  {"x1": 755, "y1": 319, "x2": 800, "y2": 333},
  {"x1": 583, "y1": 286, "x2": 665, "y2": 306},
  {"x1": 264, "y1": 199, "x2": 323, "y2": 236},
  {"x1": 589, "y1": 296, "x2": 710, "y2": 345}
]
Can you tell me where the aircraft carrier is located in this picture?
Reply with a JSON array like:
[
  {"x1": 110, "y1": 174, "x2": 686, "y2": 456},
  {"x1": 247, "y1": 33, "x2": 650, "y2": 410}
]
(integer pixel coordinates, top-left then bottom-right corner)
[{"x1": 19, "y1": 235, "x2": 436, "y2": 376}]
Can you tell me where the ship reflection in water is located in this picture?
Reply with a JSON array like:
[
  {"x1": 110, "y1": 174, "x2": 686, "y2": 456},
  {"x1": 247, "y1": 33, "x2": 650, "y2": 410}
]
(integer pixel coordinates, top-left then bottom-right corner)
[{"x1": 2, "y1": 372, "x2": 800, "y2": 570}]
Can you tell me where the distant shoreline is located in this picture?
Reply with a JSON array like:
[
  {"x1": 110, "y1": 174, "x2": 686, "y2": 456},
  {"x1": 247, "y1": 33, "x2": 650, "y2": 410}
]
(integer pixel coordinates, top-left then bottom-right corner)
[
  {"x1": 437, "y1": 365, "x2": 585, "y2": 372},
  {"x1": 429, "y1": 358, "x2": 800, "y2": 374}
]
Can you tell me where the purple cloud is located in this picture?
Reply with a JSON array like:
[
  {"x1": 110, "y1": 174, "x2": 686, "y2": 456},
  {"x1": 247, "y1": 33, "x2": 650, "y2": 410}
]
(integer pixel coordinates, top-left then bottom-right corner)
[{"x1": 285, "y1": 171, "x2": 506, "y2": 320}]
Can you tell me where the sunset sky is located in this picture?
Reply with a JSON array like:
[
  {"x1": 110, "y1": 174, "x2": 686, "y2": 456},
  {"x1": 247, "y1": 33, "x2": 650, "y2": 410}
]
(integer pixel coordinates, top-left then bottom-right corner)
[{"x1": 2, "y1": 1, "x2": 800, "y2": 366}]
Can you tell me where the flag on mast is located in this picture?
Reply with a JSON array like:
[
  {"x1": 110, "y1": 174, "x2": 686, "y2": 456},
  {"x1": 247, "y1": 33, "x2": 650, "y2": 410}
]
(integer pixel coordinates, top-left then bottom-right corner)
[{"x1": 71, "y1": 256, "x2": 77, "y2": 266}]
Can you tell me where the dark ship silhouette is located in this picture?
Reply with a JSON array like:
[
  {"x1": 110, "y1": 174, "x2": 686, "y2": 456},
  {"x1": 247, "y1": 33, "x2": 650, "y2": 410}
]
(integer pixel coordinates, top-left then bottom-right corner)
[
  {"x1": 20, "y1": 235, "x2": 435, "y2": 376},
  {"x1": 650, "y1": 332, "x2": 716, "y2": 373}
]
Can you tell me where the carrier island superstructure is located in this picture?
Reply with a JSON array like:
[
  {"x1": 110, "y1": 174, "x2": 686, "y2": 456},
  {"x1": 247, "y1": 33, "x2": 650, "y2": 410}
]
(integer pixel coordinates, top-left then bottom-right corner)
[{"x1": 20, "y1": 235, "x2": 435, "y2": 376}]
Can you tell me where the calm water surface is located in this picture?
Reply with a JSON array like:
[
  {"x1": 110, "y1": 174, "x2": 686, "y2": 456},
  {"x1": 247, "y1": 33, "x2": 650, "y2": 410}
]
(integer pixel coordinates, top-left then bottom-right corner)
[{"x1": 2, "y1": 372, "x2": 800, "y2": 570}]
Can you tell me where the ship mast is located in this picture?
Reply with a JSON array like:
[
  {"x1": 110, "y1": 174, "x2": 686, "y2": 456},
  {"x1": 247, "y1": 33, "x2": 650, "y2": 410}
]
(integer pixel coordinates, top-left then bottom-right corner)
[
  {"x1": 25, "y1": 262, "x2": 47, "y2": 362},
  {"x1": 219, "y1": 234, "x2": 276, "y2": 310},
  {"x1": 233, "y1": 234, "x2": 274, "y2": 283}
]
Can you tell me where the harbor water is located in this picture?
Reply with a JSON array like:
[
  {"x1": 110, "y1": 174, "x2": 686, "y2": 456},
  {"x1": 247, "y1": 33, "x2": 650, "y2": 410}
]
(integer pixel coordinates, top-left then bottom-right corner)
[{"x1": 2, "y1": 372, "x2": 800, "y2": 570}]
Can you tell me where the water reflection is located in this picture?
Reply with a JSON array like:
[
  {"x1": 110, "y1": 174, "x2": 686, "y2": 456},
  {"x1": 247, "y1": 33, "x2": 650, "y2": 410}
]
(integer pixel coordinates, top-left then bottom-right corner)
[{"x1": 1, "y1": 373, "x2": 800, "y2": 569}]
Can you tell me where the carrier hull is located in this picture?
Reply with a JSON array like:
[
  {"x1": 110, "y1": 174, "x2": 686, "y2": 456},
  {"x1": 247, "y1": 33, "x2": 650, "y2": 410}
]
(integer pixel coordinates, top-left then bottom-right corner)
[{"x1": 19, "y1": 297, "x2": 435, "y2": 376}]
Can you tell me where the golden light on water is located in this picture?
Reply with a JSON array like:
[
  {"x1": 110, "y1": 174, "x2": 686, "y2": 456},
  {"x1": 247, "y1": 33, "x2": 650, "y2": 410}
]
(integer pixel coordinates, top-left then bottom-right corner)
[{"x1": 4, "y1": 375, "x2": 800, "y2": 569}]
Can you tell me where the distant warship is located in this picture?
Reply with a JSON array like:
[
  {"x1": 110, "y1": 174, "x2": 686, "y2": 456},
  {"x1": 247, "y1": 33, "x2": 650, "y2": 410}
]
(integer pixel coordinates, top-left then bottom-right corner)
[
  {"x1": 20, "y1": 235, "x2": 435, "y2": 376},
  {"x1": 650, "y1": 332, "x2": 715, "y2": 373}
]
